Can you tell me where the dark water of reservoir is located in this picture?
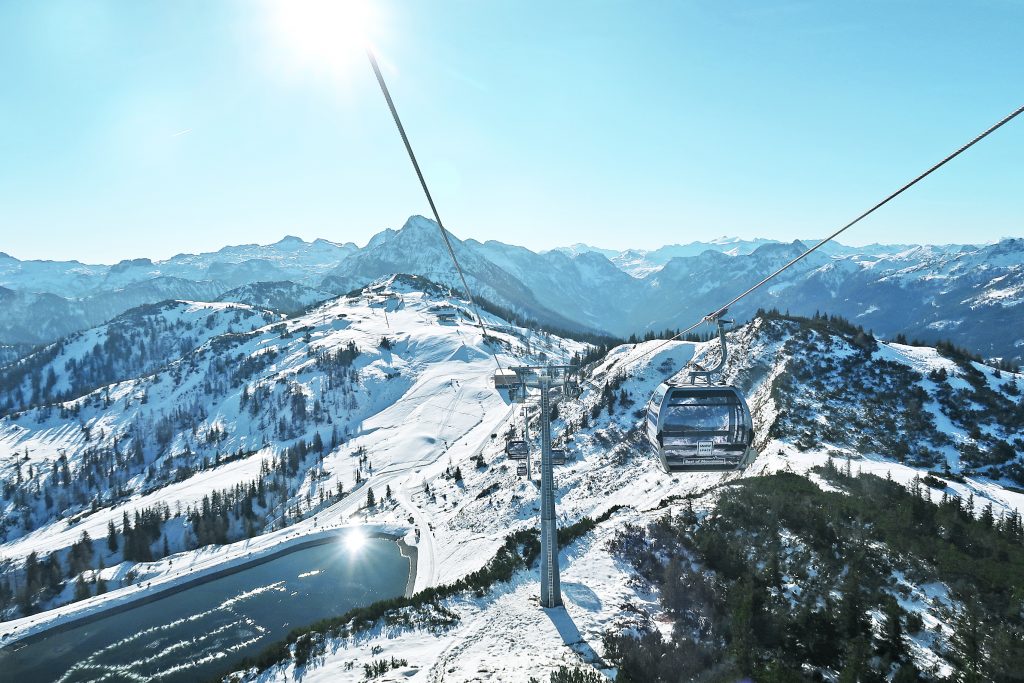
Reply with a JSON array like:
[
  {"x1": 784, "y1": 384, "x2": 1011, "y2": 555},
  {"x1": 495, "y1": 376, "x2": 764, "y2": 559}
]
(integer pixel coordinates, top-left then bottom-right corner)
[{"x1": 0, "y1": 537, "x2": 409, "y2": 682}]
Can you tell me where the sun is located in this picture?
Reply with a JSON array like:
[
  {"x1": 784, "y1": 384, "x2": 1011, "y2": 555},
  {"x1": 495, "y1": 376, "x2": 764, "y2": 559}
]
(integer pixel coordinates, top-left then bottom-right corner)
[{"x1": 264, "y1": 0, "x2": 380, "y2": 78}]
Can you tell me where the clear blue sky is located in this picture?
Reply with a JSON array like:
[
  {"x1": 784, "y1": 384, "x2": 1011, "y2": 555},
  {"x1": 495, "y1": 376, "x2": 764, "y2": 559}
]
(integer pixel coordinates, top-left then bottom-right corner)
[{"x1": 1, "y1": 0, "x2": 1021, "y2": 263}]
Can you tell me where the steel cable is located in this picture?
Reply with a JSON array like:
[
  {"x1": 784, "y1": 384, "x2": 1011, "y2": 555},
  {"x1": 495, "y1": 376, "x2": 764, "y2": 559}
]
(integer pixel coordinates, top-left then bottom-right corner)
[
  {"x1": 366, "y1": 49, "x2": 504, "y2": 371},
  {"x1": 633, "y1": 102, "x2": 1024, "y2": 365}
]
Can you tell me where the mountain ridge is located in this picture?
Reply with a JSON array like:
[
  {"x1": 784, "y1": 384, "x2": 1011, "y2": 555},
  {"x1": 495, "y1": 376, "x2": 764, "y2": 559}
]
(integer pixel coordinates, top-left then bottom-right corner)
[{"x1": 1, "y1": 217, "x2": 1020, "y2": 362}]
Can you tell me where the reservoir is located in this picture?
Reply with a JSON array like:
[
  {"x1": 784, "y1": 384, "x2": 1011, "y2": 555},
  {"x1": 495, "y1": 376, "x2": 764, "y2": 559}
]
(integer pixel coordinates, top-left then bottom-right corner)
[{"x1": 0, "y1": 536, "x2": 410, "y2": 682}]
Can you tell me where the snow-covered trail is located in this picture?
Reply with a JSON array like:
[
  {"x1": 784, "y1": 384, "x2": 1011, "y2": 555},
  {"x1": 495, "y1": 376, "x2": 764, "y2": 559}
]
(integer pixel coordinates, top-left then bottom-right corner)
[
  {"x1": 315, "y1": 374, "x2": 516, "y2": 593},
  {"x1": 309, "y1": 338, "x2": 520, "y2": 593},
  {"x1": 395, "y1": 486, "x2": 439, "y2": 591}
]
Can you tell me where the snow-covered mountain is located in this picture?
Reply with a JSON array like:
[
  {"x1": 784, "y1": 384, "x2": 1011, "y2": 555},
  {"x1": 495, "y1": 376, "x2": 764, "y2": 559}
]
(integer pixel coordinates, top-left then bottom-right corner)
[
  {"x1": 0, "y1": 274, "x2": 1019, "y2": 663},
  {"x1": 556, "y1": 238, "x2": 973, "y2": 278},
  {"x1": 0, "y1": 278, "x2": 1021, "y2": 681},
  {"x1": 537, "y1": 235, "x2": 1024, "y2": 364},
  {"x1": 0, "y1": 276, "x2": 581, "y2": 625},
  {"x1": 318, "y1": 216, "x2": 612, "y2": 336},
  {"x1": 742, "y1": 238, "x2": 1024, "y2": 363},
  {"x1": 218, "y1": 310, "x2": 1022, "y2": 682},
  {"x1": 547, "y1": 242, "x2": 623, "y2": 260},
  {"x1": 0, "y1": 238, "x2": 356, "y2": 297},
  {"x1": 608, "y1": 236, "x2": 784, "y2": 276},
  {"x1": 0, "y1": 278, "x2": 229, "y2": 345},
  {"x1": 0, "y1": 238, "x2": 356, "y2": 345},
  {"x1": 1, "y1": 219, "x2": 1020, "y2": 363},
  {"x1": 216, "y1": 281, "x2": 332, "y2": 316},
  {"x1": 317, "y1": 218, "x2": 1023, "y2": 362},
  {"x1": 0, "y1": 300, "x2": 279, "y2": 416}
]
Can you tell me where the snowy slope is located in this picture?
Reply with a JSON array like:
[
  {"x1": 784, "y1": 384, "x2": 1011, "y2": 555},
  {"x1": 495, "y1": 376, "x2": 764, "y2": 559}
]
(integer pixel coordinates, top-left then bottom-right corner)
[
  {"x1": 0, "y1": 300, "x2": 279, "y2": 415},
  {"x1": 0, "y1": 287, "x2": 1021, "y2": 680},
  {"x1": 207, "y1": 315, "x2": 1023, "y2": 682},
  {"x1": 216, "y1": 281, "x2": 332, "y2": 316},
  {"x1": 0, "y1": 276, "x2": 584, "y2": 636}
]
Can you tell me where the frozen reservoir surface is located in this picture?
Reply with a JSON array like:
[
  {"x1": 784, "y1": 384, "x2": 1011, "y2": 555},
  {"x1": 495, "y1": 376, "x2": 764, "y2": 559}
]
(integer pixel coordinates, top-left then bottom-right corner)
[{"x1": 0, "y1": 538, "x2": 409, "y2": 682}]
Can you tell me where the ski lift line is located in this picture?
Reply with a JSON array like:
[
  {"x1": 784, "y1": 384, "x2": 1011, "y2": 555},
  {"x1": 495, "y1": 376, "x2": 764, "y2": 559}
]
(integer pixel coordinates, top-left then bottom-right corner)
[
  {"x1": 365, "y1": 49, "x2": 504, "y2": 372},
  {"x1": 633, "y1": 101, "x2": 1024, "y2": 365}
]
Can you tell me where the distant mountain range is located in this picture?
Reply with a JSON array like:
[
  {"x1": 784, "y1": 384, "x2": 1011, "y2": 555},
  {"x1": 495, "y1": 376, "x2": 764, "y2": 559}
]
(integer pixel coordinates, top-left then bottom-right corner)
[
  {"x1": 552, "y1": 237, "x2": 970, "y2": 277},
  {"x1": 1, "y1": 217, "x2": 1021, "y2": 361}
]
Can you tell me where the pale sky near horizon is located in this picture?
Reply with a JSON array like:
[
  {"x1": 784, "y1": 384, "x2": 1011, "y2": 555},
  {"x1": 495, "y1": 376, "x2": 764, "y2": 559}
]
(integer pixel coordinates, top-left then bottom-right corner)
[{"x1": 1, "y1": 0, "x2": 1022, "y2": 263}]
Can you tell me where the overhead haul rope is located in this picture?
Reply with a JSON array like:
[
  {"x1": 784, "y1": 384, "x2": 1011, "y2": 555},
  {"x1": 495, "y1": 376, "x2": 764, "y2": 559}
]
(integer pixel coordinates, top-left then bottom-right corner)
[
  {"x1": 366, "y1": 49, "x2": 504, "y2": 371},
  {"x1": 634, "y1": 102, "x2": 1024, "y2": 366}
]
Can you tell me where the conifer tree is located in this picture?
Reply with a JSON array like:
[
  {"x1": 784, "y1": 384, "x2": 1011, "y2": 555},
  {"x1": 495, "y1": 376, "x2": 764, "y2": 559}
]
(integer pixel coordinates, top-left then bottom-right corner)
[
  {"x1": 876, "y1": 594, "x2": 906, "y2": 665},
  {"x1": 727, "y1": 575, "x2": 756, "y2": 676},
  {"x1": 107, "y1": 519, "x2": 118, "y2": 553},
  {"x1": 73, "y1": 574, "x2": 91, "y2": 602},
  {"x1": 950, "y1": 600, "x2": 986, "y2": 683}
]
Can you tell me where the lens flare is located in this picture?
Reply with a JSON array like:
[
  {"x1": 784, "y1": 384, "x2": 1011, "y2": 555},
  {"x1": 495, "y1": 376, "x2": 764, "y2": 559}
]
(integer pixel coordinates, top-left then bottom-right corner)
[{"x1": 264, "y1": 0, "x2": 380, "y2": 79}]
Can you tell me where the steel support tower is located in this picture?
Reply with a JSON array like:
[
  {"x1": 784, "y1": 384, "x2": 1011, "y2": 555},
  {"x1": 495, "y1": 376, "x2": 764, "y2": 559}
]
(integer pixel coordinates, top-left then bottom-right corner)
[
  {"x1": 537, "y1": 371, "x2": 560, "y2": 607},
  {"x1": 509, "y1": 365, "x2": 579, "y2": 609}
]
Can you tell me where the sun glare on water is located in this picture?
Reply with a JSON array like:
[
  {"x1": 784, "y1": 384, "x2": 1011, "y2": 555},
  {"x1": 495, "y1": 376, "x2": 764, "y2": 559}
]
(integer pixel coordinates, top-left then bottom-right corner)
[
  {"x1": 264, "y1": 0, "x2": 381, "y2": 78},
  {"x1": 344, "y1": 529, "x2": 367, "y2": 552}
]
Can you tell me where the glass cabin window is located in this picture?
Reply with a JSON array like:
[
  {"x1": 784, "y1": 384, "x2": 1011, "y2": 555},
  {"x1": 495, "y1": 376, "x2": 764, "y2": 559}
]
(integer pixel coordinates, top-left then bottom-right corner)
[{"x1": 663, "y1": 404, "x2": 733, "y2": 433}]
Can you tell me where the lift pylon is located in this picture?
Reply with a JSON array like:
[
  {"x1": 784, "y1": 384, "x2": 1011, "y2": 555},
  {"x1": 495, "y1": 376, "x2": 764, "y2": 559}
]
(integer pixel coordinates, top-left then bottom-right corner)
[{"x1": 509, "y1": 364, "x2": 578, "y2": 609}]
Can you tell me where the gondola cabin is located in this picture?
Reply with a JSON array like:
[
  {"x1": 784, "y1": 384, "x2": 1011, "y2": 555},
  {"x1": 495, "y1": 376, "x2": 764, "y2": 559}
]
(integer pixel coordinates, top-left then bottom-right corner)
[
  {"x1": 646, "y1": 382, "x2": 755, "y2": 472},
  {"x1": 506, "y1": 440, "x2": 529, "y2": 460}
]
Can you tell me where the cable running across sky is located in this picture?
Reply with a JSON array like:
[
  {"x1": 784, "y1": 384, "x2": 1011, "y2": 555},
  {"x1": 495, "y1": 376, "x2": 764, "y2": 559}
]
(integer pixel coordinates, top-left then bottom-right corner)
[
  {"x1": 634, "y1": 102, "x2": 1024, "y2": 365},
  {"x1": 364, "y1": 39, "x2": 1020, "y2": 373},
  {"x1": 365, "y1": 49, "x2": 504, "y2": 371}
]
